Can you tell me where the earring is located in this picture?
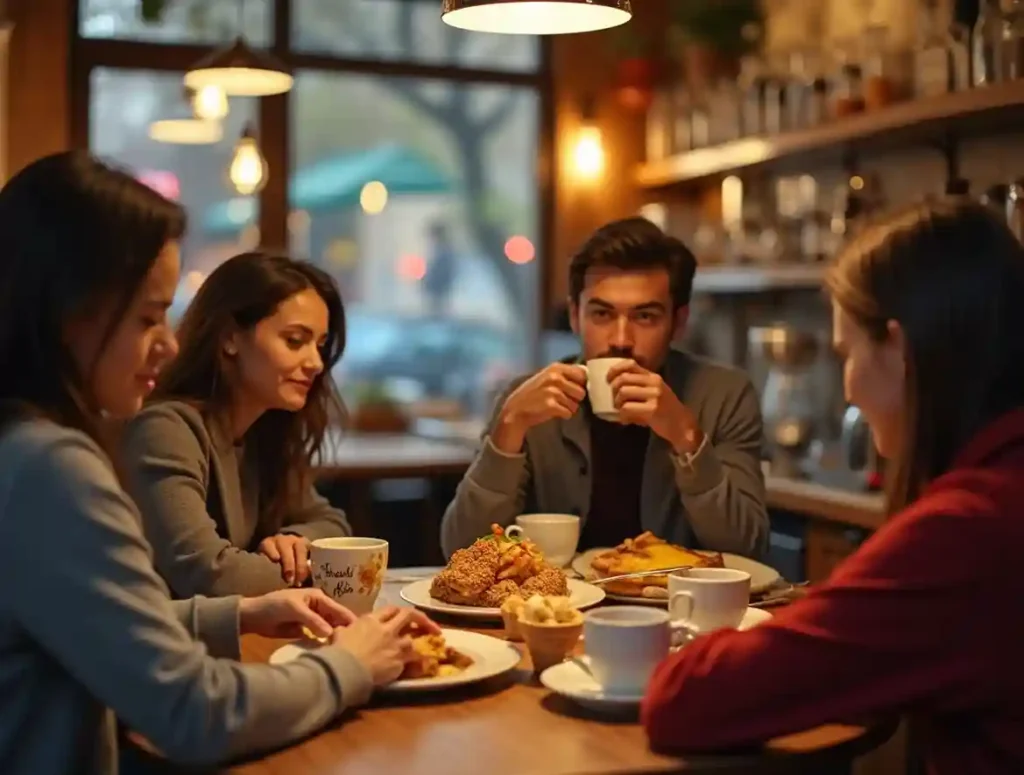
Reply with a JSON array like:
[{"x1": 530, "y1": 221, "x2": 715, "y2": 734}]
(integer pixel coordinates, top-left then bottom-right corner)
[{"x1": 224, "y1": 344, "x2": 237, "y2": 357}]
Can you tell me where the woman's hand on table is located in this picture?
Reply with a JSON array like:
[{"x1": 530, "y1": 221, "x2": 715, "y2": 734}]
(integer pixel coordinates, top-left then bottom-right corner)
[
  {"x1": 239, "y1": 588, "x2": 356, "y2": 639},
  {"x1": 258, "y1": 534, "x2": 312, "y2": 586},
  {"x1": 330, "y1": 606, "x2": 441, "y2": 686}
]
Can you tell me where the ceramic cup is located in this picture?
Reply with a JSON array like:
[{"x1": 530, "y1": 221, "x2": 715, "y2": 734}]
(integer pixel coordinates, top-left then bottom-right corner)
[
  {"x1": 504, "y1": 514, "x2": 580, "y2": 567},
  {"x1": 585, "y1": 357, "x2": 628, "y2": 421},
  {"x1": 583, "y1": 606, "x2": 674, "y2": 694},
  {"x1": 668, "y1": 567, "x2": 751, "y2": 634},
  {"x1": 309, "y1": 537, "x2": 389, "y2": 615}
]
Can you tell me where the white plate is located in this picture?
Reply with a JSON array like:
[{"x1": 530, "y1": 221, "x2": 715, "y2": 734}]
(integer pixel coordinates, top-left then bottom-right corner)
[
  {"x1": 540, "y1": 607, "x2": 772, "y2": 711},
  {"x1": 401, "y1": 577, "x2": 605, "y2": 620},
  {"x1": 268, "y1": 628, "x2": 521, "y2": 693},
  {"x1": 399, "y1": 577, "x2": 602, "y2": 618},
  {"x1": 572, "y1": 548, "x2": 782, "y2": 598}
]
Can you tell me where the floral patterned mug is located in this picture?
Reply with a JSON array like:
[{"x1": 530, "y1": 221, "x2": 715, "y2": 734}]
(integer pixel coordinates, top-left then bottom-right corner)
[{"x1": 309, "y1": 537, "x2": 389, "y2": 615}]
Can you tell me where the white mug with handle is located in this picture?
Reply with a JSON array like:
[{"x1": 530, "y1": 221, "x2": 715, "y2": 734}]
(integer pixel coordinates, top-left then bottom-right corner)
[
  {"x1": 504, "y1": 514, "x2": 580, "y2": 567},
  {"x1": 668, "y1": 567, "x2": 752, "y2": 635}
]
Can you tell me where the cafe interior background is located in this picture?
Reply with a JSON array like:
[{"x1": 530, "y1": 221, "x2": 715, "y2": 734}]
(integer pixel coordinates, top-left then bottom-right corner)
[{"x1": 1, "y1": 0, "x2": 1019, "y2": 595}]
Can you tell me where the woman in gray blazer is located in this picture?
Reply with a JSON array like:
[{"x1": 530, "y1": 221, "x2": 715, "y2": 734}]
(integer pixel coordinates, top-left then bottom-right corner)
[
  {"x1": 0, "y1": 151, "x2": 435, "y2": 775},
  {"x1": 123, "y1": 252, "x2": 353, "y2": 597}
]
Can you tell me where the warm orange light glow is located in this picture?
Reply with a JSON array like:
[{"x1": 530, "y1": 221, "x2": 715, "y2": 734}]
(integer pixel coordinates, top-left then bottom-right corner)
[
  {"x1": 573, "y1": 125, "x2": 604, "y2": 180},
  {"x1": 397, "y1": 253, "x2": 426, "y2": 281},
  {"x1": 504, "y1": 235, "x2": 535, "y2": 264}
]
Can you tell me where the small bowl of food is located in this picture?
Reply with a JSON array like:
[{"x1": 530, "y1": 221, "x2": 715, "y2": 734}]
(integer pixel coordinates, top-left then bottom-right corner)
[
  {"x1": 516, "y1": 595, "x2": 583, "y2": 674},
  {"x1": 501, "y1": 594, "x2": 526, "y2": 641}
]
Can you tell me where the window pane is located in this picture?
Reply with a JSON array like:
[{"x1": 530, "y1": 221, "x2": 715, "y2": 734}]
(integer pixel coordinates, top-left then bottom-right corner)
[
  {"x1": 292, "y1": 0, "x2": 540, "y2": 73},
  {"x1": 89, "y1": 67, "x2": 261, "y2": 320},
  {"x1": 80, "y1": 0, "x2": 271, "y2": 46},
  {"x1": 286, "y1": 72, "x2": 539, "y2": 414}
]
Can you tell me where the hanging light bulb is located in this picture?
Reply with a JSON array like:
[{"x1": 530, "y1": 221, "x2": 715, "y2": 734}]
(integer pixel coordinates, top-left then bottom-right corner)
[
  {"x1": 228, "y1": 123, "x2": 268, "y2": 195},
  {"x1": 191, "y1": 84, "x2": 229, "y2": 121},
  {"x1": 441, "y1": 0, "x2": 632, "y2": 35}
]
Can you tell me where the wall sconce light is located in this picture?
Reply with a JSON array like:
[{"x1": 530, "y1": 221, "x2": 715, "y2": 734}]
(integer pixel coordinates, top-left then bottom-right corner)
[{"x1": 572, "y1": 96, "x2": 604, "y2": 181}]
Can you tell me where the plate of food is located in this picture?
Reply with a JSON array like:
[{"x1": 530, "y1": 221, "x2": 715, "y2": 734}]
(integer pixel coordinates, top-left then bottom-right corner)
[
  {"x1": 268, "y1": 627, "x2": 521, "y2": 692},
  {"x1": 402, "y1": 524, "x2": 605, "y2": 619},
  {"x1": 572, "y1": 532, "x2": 782, "y2": 602}
]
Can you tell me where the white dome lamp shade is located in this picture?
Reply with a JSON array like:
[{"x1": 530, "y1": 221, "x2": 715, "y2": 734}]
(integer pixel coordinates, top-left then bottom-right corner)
[
  {"x1": 148, "y1": 88, "x2": 223, "y2": 145},
  {"x1": 441, "y1": 0, "x2": 632, "y2": 35},
  {"x1": 185, "y1": 36, "x2": 293, "y2": 97}
]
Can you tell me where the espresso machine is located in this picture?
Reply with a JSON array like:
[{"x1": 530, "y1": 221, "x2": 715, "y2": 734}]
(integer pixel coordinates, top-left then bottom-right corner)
[{"x1": 748, "y1": 325, "x2": 822, "y2": 477}]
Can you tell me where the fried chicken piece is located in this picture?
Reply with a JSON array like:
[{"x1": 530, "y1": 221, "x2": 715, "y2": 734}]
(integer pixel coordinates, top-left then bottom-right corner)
[
  {"x1": 430, "y1": 539, "x2": 500, "y2": 605},
  {"x1": 521, "y1": 567, "x2": 569, "y2": 597},
  {"x1": 480, "y1": 578, "x2": 521, "y2": 607}
]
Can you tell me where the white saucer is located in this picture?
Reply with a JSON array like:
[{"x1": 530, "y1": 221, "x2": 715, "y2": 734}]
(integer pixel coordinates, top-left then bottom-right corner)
[
  {"x1": 540, "y1": 607, "x2": 773, "y2": 712},
  {"x1": 539, "y1": 658, "x2": 643, "y2": 712}
]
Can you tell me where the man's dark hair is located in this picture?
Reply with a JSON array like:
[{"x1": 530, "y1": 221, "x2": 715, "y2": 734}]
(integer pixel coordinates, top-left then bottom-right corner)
[{"x1": 568, "y1": 217, "x2": 697, "y2": 308}]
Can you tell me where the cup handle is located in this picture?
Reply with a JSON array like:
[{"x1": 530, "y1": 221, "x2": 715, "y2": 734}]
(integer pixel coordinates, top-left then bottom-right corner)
[
  {"x1": 504, "y1": 525, "x2": 524, "y2": 540},
  {"x1": 669, "y1": 591, "x2": 695, "y2": 630}
]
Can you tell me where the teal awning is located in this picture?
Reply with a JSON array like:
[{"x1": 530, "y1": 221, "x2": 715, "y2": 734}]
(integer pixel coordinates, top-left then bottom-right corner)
[{"x1": 202, "y1": 143, "x2": 452, "y2": 235}]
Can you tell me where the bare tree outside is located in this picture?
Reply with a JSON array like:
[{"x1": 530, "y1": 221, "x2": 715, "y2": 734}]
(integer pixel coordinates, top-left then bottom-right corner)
[
  {"x1": 81, "y1": 0, "x2": 540, "y2": 319},
  {"x1": 80, "y1": 0, "x2": 542, "y2": 408}
]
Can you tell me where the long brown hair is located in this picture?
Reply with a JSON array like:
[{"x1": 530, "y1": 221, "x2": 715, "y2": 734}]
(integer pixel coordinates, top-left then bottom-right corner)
[
  {"x1": 0, "y1": 151, "x2": 185, "y2": 451},
  {"x1": 827, "y1": 199, "x2": 1024, "y2": 514},
  {"x1": 154, "y1": 252, "x2": 346, "y2": 531}
]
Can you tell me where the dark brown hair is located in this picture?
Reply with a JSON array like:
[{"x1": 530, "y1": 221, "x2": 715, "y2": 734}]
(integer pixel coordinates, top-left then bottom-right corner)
[
  {"x1": 827, "y1": 199, "x2": 1024, "y2": 514},
  {"x1": 154, "y1": 252, "x2": 346, "y2": 531},
  {"x1": 568, "y1": 217, "x2": 697, "y2": 308},
  {"x1": 0, "y1": 151, "x2": 186, "y2": 448}
]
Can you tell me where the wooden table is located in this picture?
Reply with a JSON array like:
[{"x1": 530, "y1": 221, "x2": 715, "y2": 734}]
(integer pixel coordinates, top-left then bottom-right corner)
[{"x1": 227, "y1": 576, "x2": 897, "y2": 775}]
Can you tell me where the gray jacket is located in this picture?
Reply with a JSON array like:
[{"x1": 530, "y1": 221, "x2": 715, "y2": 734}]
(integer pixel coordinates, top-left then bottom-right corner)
[
  {"x1": 122, "y1": 401, "x2": 351, "y2": 599},
  {"x1": 0, "y1": 420, "x2": 372, "y2": 775},
  {"x1": 441, "y1": 349, "x2": 768, "y2": 558}
]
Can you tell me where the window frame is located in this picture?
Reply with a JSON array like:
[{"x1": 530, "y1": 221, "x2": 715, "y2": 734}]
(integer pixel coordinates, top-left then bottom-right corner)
[{"x1": 70, "y1": 0, "x2": 555, "y2": 356}]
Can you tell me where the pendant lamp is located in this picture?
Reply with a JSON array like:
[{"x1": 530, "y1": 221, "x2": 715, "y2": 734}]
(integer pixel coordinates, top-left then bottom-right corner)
[
  {"x1": 441, "y1": 0, "x2": 632, "y2": 35},
  {"x1": 185, "y1": 36, "x2": 293, "y2": 97}
]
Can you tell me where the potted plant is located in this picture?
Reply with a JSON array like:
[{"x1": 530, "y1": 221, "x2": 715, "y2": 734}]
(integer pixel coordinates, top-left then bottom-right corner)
[
  {"x1": 605, "y1": 25, "x2": 663, "y2": 112},
  {"x1": 668, "y1": 0, "x2": 766, "y2": 89},
  {"x1": 349, "y1": 382, "x2": 409, "y2": 434},
  {"x1": 139, "y1": 0, "x2": 167, "y2": 23}
]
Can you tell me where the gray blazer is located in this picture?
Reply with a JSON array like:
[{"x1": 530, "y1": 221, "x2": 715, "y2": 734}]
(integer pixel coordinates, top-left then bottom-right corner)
[
  {"x1": 441, "y1": 349, "x2": 768, "y2": 559},
  {"x1": 122, "y1": 401, "x2": 351, "y2": 598},
  {"x1": 0, "y1": 420, "x2": 371, "y2": 775}
]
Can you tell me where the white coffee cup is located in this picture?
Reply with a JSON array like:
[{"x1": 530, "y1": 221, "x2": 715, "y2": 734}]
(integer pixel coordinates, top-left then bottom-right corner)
[
  {"x1": 583, "y1": 606, "x2": 673, "y2": 694},
  {"x1": 668, "y1": 567, "x2": 751, "y2": 634},
  {"x1": 309, "y1": 537, "x2": 389, "y2": 615},
  {"x1": 586, "y1": 357, "x2": 628, "y2": 421},
  {"x1": 504, "y1": 514, "x2": 580, "y2": 567}
]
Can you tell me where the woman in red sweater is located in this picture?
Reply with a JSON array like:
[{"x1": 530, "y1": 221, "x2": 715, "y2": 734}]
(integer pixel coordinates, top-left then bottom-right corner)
[{"x1": 641, "y1": 200, "x2": 1024, "y2": 774}]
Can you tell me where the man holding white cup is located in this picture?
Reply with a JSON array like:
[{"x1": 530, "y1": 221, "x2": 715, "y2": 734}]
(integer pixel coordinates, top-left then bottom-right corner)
[{"x1": 441, "y1": 218, "x2": 767, "y2": 560}]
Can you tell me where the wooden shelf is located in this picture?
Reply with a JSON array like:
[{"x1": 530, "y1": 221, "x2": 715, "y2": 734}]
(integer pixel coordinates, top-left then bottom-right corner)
[
  {"x1": 637, "y1": 79, "x2": 1024, "y2": 187},
  {"x1": 693, "y1": 264, "x2": 826, "y2": 294}
]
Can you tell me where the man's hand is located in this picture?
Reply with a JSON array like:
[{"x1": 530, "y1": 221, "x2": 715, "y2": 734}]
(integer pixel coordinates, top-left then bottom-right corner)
[
  {"x1": 491, "y1": 362, "x2": 587, "y2": 453},
  {"x1": 607, "y1": 359, "x2": 704, "y2": 455},
  {"x1": 238, "y1": 588, "x2": 356, "y2": 639},
  {"x1": 258, "y1": 534, "x2": 311, "y2": 586}
]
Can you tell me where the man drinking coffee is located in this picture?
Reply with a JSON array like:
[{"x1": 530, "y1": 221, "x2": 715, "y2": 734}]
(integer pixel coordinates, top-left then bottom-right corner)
[{"x1": 441, "y1": 217, "x2": 768, "y2": 558}]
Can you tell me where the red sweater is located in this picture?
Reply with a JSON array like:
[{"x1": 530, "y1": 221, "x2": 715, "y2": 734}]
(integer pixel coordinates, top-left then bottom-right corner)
[{"x1": 642, "y1": 408, "x2": 1024, "y2": 775}]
